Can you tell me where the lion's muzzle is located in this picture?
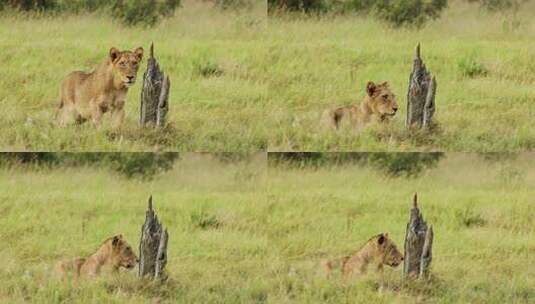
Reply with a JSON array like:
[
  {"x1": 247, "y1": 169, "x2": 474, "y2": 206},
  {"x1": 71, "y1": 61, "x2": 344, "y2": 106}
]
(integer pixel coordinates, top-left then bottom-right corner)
[{"x1": 124, "y1": 76, "x2": 136, "y2": 87}]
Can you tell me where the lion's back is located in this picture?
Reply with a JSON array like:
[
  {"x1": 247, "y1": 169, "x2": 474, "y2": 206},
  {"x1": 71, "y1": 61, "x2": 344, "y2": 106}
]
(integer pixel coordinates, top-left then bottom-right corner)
[
  {"x1": 54, "y1": 257, "x2": 86, "y2": 279},
  {"x1": 59, "y1": 62, "x2": 110, "y2": 107},
  {"x1": 61, "y1": 70, "x2": 92, "y2": 92},
  {"x1": 321, "y1": 105, "x2": 356, "y2": 130}
]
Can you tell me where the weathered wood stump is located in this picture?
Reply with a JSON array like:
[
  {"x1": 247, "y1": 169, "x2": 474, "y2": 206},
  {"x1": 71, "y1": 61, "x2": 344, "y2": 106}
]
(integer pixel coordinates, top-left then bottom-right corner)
[
  {"x1": 406, "y1": 44, "x2": 437, "y2": 130},
  {"x1": 139, "y1": 195, "x2": 169, "y2": 280},
  {"x1": 403, "y1": 193, "x2": 434, "y2": 279},
  {"x1": 140, "y1": 43, "x2": 170, "y2": 127}
]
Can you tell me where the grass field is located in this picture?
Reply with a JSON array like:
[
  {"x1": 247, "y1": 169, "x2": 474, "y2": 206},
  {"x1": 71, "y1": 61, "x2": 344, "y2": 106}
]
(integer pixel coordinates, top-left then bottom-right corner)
[
  {"x1": 0, "y1": 153, "x2": 270, "y2": 303},
  {"x1": 267, "y1": 153, "x2": 535, "y2": 302},
  {"x1": 0, "y1": 0, "x2": 267, "y2": 151},
  {"x1": 3, "y1": 1, "x2": 535, "y2": 152},
  {"x1": 1, "y1": 153, "x2": 533, "y2": 303},
  {"x1": 267, "y1": 1, "x2": 535, "y2": 151}
]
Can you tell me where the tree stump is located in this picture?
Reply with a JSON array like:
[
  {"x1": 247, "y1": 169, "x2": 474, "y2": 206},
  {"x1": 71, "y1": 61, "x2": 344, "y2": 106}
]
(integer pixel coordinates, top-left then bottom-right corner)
[
  {"x1": 139, "y1": 195, "x2": 169, "y2": 280},
  {"x1": 140, "y1": 43, "x2": 170, "y2": 127},
  {"x1": 403, "y1": 193, "x2": 433, "y2": 279},
  {"x1": 406, "y1": 44, "x2": 437, "y2": 130}
]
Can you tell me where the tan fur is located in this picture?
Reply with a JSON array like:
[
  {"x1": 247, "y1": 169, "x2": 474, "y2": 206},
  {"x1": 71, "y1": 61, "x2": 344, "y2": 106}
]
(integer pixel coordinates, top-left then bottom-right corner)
[
  {"x1": 321, "y1": 81, "x2": 399, "y2": 130},
  {"x1": 55, "y1": 235, "x2": 138, "y2": 280},
  {"x1": 55, "y1": 47, "x2": 144, "y2": 127},
  {"x1": 322, "y1": 233, "x2": 403, "y2": 279}
]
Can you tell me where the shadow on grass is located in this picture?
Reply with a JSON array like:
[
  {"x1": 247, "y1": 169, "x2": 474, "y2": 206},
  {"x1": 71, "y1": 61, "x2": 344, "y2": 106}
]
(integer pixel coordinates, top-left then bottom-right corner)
[
  {"x1": 367, "y1": 121, "x2": 444, "y2": 150},
  {"x1": 108, "y1": 123, "x2": 182, "y2": 150},
  {"x1": 387, "y1": 274, "x2": 448, "y2": 300},
  {"x1": 103, "y1": 275, "x2": 183, "y2": 301}
]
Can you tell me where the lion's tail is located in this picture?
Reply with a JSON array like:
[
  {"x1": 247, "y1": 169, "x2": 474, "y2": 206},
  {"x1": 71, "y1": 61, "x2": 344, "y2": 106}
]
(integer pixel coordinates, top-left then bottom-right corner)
[
  {"x1": 54, "y1": 97, "x2": 64, "y2": 122},
  {"x1": 320, "y1": 108, "x2": 341, "y2": 130},
  {"x1": 54, "y1": 105, "x2": 60, "y2": 121}
]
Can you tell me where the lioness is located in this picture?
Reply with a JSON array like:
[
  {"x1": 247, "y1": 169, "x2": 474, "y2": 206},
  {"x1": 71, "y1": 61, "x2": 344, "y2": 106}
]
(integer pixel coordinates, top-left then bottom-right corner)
[
  {"x1": 321, "y1": 81, "x2": 398, "y2": 130},
  {"x1": 56, "y1": 47, "x2": 144, "y2": 127},
  {"x1": 321, "y1": 233, "x2": 403, "y2": 279},
  {"x1": 55, "y1": 234, "x2": 138, "y2": 279}
]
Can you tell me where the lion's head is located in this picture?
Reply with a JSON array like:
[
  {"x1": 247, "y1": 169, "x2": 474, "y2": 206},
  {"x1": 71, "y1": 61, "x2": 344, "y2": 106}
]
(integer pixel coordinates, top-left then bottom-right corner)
[
  {"x1": 109, "y1": 47, "x2": 144, "y2": 89},
  {"x1": 372, "y1": 233, "x2": 404, "y2": 268},
  {"x1": 364, "y1": 81, "x2": 399, "y2": 119},
  {"x1": 108, "y1": 234, "x2": 138, "y2": 270}
]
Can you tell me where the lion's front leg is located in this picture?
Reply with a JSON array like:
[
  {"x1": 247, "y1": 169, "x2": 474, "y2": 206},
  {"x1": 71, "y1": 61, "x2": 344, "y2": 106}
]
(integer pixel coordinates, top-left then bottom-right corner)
[{"x1": 110, "y1": 100, "x2": 125, "y2": 129}]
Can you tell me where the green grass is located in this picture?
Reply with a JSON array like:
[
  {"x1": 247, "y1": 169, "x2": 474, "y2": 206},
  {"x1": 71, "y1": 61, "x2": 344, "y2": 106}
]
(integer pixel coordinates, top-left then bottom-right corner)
[
  {"x1": 0, "y1": 153, "x2": 270, "y2": 303},
  {"x1": 0, "y1": 0, "x2": 267, "y2": 151},
  {"x1": 266, "y1": 153, "x2": 535, "y2": 302},
  {"x1": 3, "y1": 1, "x2": 535, "y2": 152},
  {"x1": 267, "y1": 1, "x2": 535, "y2": 151},
  {"x1": 1, "y1": 153, "x2": 533, "y2": 303}
]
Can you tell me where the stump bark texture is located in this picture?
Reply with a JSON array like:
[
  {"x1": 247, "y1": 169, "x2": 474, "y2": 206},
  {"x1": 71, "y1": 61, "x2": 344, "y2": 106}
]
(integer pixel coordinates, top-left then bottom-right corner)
[
  {"x1": 140, "y1": 43, "x2": 170, "y2": 127},
  {"x1": 406, "y1": 44, "x2": 437, "y2": 130},
  {"x1": 403, "y1": 193, "x2": 434, "y2": 279},
  {"x1": 139, "y1": 196, "x2": 169, "y2": 280}
]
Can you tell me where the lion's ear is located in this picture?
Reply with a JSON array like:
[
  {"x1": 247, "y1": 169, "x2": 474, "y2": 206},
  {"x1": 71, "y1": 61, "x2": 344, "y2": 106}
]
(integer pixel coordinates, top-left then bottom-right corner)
[
  {"x1": 381, "y1": 81, "x2": 389, "y2": 87},
  {"x1": 112, "y1": 235, "x2": 122, "y2": 247},
  {"x1": 109, "y1": 47, "x2": 120, "y2": 63},
  {"x1": 377, "y1": 234, "x2": 386, "y2": 245},
  {"x1": 134, "y1": 47, "x2": 144, "y2": 61},
  {"x1": 366, "y1": 81, "x2": 377, "y2": 97}
]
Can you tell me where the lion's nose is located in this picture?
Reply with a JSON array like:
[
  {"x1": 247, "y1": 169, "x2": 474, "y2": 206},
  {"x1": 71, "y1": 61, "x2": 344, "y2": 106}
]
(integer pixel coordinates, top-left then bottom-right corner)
[
  {"x1": 393, "y1": 107, "x2": 398, "y2": 112},
  {"x1": 127, "y1": 76, "x2": 134, "y2": 81}
]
